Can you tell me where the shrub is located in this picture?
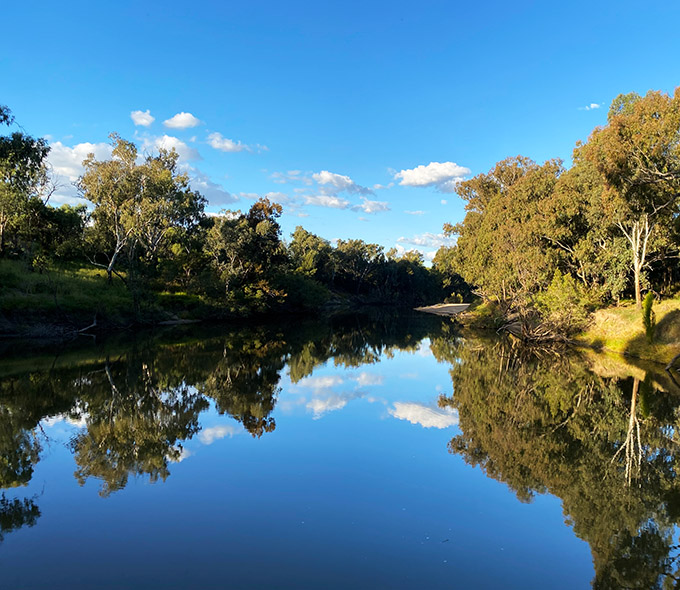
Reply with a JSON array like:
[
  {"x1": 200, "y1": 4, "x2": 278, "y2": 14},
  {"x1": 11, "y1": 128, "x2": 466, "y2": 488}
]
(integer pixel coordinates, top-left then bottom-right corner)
[
  {"x1": 642, "y1": 291, "x2": 656, "y2": 343},
  {"x1": 534, "y1": 270, "x2": 591, "y2": 336}
]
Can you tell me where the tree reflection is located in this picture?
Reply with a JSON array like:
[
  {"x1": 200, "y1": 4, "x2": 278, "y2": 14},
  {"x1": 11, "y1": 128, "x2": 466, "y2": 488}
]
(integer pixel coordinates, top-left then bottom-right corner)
[
  {"x1": 0, "y1": 310, "x2": 443, "y2": 504},
  {"x1": 434, "y1": 333, "x2": 680, "y2": 589},
  {"x1": 70, "y1": 357, "x2": 208, "y2": 496},
  {"x1": 0, "y1": 494, "x2": 40, "y2": 543}
]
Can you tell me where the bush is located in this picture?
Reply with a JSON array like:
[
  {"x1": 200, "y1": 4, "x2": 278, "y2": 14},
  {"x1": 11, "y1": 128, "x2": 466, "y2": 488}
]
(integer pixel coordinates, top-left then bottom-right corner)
[
  {"x1": 642, "y1": 291, "x2": 656, "y2": 343},
  {"x1": 534, "y1": 270, "x2": 591, "y2": 335}
]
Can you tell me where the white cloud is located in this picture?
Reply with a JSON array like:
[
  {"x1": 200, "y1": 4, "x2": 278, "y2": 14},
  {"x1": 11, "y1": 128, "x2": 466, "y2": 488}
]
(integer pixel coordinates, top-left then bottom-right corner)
[
  {"x1": 303, "y1": 194, "x2": 351, "y2": 209},
  {"x1": 389, "y1": 402, "x2": 459, "y2": 429},
  {"x1": 440, "y1": 199, "x2": 448, "y2": 205},
  {"x1": 397, "y1": 232, "x2": 455, "y2": 249},
  {"x1": 313, "y1": 170, "x2": 372, "y2": 195},
  {"x1": 47, "y1": 140, "x2": 113, "y2": 202},
  {"x1": 306, "y1": 392, "x2": 363, "y2": 418},
  {"x1": 579, "y1": 103, "x2": 602, "y2": 111},
  {"x1": 395, "y1": 161, "x2": 470, "y2": 193},
  {"x1": 296, "y1": 375, "x2": 344, "y2": 394},
  {"x1": 353, "y1": 197, "x2": 390, "y2": 214},
  {"x1": 131, "y1": 109, "x2": 155, "y2": 127},
  {"x1": 207, "y1": 132, "x2": 253, "y2": 153},
  {"x1": 353, "y1": 372, "x2": 384, "y2": 386},
  {"x1": 405, "y1": 210, "x2": 425, "y2": 216},
  {"x1": 199, "y1": 424, "x2": 240, "y2": 445},
  {"x1": 163, "y1": 112, "x2": 201, "y2": 129},
  {"x1": 48, "y1": 141, "x2": 112, "y2": 183},
  {"x1": 144, "y1": 134, "x2": 201, "y2": 161},
  {"x1": 168, "y1": 447, "x2": 192, "y2": 463},
  {"x1": 43, "y1": 412, "x2": 88, "y2": 429}
]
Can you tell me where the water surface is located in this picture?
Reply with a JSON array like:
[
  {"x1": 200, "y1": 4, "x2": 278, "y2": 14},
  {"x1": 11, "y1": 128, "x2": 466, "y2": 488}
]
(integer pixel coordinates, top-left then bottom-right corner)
[{"x1": 1, "y1": 312, "x2": 678, "y2": 588}]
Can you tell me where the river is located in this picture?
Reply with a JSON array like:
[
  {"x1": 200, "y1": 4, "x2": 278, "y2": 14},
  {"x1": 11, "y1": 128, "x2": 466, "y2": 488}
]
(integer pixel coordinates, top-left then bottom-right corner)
[{"x1": 0, "y1": 310, "x2": 677, "y2": 589}]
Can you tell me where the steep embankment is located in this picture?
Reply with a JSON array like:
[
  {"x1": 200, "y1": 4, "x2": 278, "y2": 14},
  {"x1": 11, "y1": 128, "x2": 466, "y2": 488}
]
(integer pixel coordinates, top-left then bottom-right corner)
[{"x1": 575, "y1": 298, "x2": 680, "y2": 366}]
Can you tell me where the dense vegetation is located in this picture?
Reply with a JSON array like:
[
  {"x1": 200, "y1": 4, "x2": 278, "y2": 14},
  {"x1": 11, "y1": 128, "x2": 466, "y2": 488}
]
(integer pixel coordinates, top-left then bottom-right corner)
[
  {"x1": 0, "y1": 106, "x2": 464, "y2": 334},
  {"x1": 438, "y1": 89, "x2": 680, "y2": 339}
]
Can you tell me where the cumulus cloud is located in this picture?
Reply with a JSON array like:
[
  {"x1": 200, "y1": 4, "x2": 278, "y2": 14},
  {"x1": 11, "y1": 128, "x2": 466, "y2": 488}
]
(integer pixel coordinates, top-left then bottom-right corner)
[
  {"x1": 130, "y1": 109, "x2": 155, "y2": 127},
  {"x1": 48, "y1": 141, "x2": 112, "y2": 182},
  {"x1": 353, "y1": 372, "x2": 384, "y2": 386},
  {"x1": 313, "y1": 170, "x2": 372, "y2": 195},
  {"x1": 168, "y1": 447, "x2": 192, "y2": 463},
  {"x1": 353, "y1": 197, "x2": 390, "y2": 214},
  {"x1": 47, "y1": 140, "x2": 113, "y2": 203},
  {"x1": 143, "y1": 134, "x2": 201, "y2": 161},
  {"x1": 303, "y1": 194, "x2": 351, "y2": 209},
  {"x1": 199, "y1": 424, "x2": 240, "y2": 445},
  {"x1": 296, "y1": 375, "x2": 344, "y2": 394},
  {"x1": 163, "y1": 112, "x2": 201, "y2": 129},
  {"x1": 397, "y1": 232, "x2": 455, "y2": 249},
  {"x1": 579, "y1": 103, "x2": 602, "y2": 111},
  {"x1": 389, "y1": 402, "x2": 459, "y2": 429},
  {"x1": 405, "y1": 210, "x2": 425, "y2": 216},
  {"x1": 306, "y1": 392, "x2": 363, "y2": 418},
  {"x1": 394, "y1": 161, "x2": 470, "y2": 193},
  {"x1": 43, "y1": 412, "x2": 88, "y2": 429},
  {"x1": 207, "y1": 131, "x2": 267, "y2": 153}
]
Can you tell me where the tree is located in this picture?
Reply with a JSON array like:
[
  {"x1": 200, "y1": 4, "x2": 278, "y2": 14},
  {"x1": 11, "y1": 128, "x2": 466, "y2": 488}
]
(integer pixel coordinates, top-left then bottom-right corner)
[
  {"x1": 450, "y1": 156, "x2": 563, "y2": 319},
  {"x1": 205, "y1": 198, "x2": 287, "y2": 312},
  {"x1": 332, "y1": 239, "x2": 384, "y2": 295},
  {"x1": 78, "y1": 134, "x2": 206, "y2": 285},
  {"x1": 0, "y1": 107, "x2": 50, "y2": 255},
  {"x1": 289, "y1": 226, "x2": 333, "y2": 280},
  {"x1": 580, "y1": 89, "x2": 680, "y2": 308}
]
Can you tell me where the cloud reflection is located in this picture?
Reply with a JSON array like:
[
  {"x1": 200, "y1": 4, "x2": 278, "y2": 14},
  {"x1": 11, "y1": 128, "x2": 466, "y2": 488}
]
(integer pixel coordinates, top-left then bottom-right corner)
[{"x1": 389, "y1": 402, "x2": 458, "y2": 429}]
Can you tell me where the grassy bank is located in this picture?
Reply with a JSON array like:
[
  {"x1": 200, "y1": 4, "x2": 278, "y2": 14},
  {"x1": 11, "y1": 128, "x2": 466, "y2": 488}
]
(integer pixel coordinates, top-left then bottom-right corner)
[
  {"x1": 453, "y1": 295, "x2": 680, "y2": 367},
  {"x1": 0, "y1": 259, "x2": 210, "y2": 336},
  {"x1": 574, "y1": 298, "x2": 680, "y2": 366}
]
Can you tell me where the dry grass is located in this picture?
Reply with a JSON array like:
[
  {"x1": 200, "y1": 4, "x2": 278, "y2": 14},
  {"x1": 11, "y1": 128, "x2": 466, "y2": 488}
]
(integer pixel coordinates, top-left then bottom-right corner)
[{"x1": 575, "y1": 297, "x2": 680, "y2": 366}]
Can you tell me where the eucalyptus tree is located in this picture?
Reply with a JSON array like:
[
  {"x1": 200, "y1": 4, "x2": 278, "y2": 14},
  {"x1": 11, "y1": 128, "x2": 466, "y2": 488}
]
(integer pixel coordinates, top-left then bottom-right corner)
[
  {"x1": 0, "y1": 106, "x2": 50, "y2": 255},
  {"x1": 78, "y1": 134, "x2": 206, "y2": 284},
  {"x1": 450, "y1": 156, "x2": 563, "y2": 317},
  {"x1": 204, "y1": 197, "x2": 287, "y2": 312},
  {"x1": 580, "y1": 89, "x2": 680, "y2": 307}
]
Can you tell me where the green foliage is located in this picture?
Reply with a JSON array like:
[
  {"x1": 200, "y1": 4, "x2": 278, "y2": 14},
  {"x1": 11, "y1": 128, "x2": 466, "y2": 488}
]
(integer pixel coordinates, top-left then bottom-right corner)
[
  {"x1": 533, "y1": 270, "x2": 591, "y2": 335},
  {"x1": 642, "y1": 291, "x2": 656, "y2": 343}
]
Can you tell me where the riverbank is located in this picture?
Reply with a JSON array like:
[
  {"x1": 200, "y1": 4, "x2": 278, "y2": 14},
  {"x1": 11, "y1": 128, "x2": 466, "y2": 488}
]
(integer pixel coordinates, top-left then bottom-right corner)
[
  {"x1": 440, "y1": 296, "x2": 680, "y2": 367},
  {"x1": 414, "y1": 303, "x2": 470, "y2": 316},
  {"x1": 574, "y1": 299, "x2": 680, "y2": 367}
]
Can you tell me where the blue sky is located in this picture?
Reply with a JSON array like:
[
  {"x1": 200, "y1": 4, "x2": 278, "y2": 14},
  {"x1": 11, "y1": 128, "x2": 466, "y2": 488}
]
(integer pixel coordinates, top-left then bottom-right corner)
[{"x1": 2, "y1": 0, "x2": 679, "y2": 259}]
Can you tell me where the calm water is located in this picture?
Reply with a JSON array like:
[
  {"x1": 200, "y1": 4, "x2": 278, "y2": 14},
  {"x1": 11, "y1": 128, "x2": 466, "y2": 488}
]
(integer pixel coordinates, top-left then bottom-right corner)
[{"x1": 0, "y1": 311, "x2": 678, "y2": 589}]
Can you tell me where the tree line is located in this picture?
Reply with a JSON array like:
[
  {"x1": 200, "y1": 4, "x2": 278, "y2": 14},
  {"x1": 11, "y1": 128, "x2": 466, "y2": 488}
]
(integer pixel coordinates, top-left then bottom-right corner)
[
  {"x1": 438, "y1": 89, "x2": 680, "y2": 338},
  {"x1": 0, "y1": 108, "x2": 466, "y2": 322}
]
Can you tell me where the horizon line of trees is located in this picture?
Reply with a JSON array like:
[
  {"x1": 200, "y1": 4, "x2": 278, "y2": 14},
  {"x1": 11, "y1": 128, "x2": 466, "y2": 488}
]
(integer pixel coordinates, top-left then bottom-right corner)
[{"x1": 0, "y1": 106, "x2": 468, "y2": 318}]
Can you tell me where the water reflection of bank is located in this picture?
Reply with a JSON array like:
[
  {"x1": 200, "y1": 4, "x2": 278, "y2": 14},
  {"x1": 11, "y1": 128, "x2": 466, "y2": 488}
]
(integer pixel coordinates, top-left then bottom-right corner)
[{"x1": 433, "y1": 331, "x2": 680, "y2": 589}]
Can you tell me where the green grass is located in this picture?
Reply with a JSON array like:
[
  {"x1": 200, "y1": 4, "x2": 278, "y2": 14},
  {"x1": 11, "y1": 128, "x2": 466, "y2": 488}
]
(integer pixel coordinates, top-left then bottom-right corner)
[
  {"x1": 0, "y1": 259, "x2": 132, "y2": 319},
  {"x1": 457, "y1": 298, "x2": 503, "y2": 329},
  {"x1": 0, "y1": 259, "x2": 226, "y2": 335},
  {"x1": 575, "y1": 297, "x2": 680, "y2": 366}
]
